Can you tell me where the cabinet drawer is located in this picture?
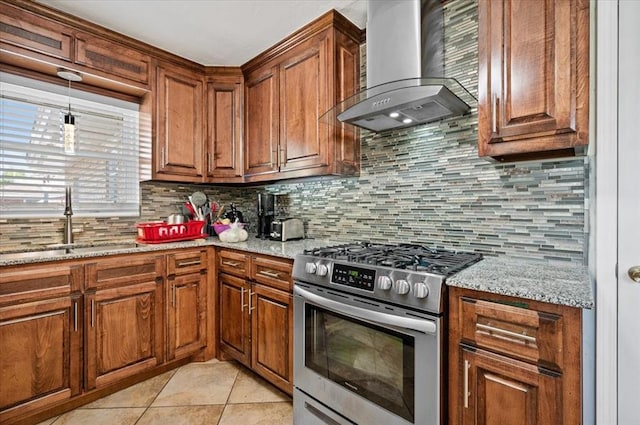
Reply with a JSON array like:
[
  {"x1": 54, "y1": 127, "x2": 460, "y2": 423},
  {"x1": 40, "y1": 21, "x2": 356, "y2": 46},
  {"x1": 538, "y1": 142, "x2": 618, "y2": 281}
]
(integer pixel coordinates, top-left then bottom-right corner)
[
  {"x1": 167, "y1": 249, "x2": 207, "y2": 276},
  {"x1": 218, "y1": 249, "x2": 249, "y2": 277},
  {"x1": 75, "y1": 32, "x2": 150, "y2": 85},
  {"x1": 251, "y1": 255, "x2": 292, "y2": 292},
  {"x1": 0, "y1": 3, "x2": 73, "y2": 62},
  {"x1": 85, "y1": 253, "x2": 164, "y2": 291},
  {"x1": 460, "y1": 297, "x2": 564, "y2": 370},
  {"x1": 0, "y1": 263, "x2": 83, "y2": 306}
]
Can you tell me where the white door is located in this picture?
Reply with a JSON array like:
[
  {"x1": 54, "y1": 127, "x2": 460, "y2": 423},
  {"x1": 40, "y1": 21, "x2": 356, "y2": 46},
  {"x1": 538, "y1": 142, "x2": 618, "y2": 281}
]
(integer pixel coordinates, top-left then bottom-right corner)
[{"x1": 617, "y1": 1, "x2": 640, "y2": 423}]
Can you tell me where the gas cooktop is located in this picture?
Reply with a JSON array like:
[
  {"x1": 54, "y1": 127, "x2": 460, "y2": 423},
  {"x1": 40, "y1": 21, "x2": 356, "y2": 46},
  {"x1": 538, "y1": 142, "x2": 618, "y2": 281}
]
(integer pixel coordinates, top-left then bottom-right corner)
[
  {"x1": 294, "y1": 242, "x2": 482, "y2": 314},
  {"x1": 302, "y1": 242, "x2": 482, "y2": 277}
]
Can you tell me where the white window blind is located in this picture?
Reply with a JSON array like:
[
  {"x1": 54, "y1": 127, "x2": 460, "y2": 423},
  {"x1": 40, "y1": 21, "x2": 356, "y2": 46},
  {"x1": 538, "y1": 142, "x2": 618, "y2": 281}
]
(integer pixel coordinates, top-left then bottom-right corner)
[{"x1": 0, "y1": 73, "x2": 149, "y2": 218}]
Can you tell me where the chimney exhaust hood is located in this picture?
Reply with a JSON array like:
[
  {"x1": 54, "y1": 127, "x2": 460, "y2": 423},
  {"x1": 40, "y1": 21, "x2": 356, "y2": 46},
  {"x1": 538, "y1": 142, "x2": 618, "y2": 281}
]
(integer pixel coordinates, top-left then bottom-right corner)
[{"x1": 325, "y1": 0, "x2": 475, "y2": 133}]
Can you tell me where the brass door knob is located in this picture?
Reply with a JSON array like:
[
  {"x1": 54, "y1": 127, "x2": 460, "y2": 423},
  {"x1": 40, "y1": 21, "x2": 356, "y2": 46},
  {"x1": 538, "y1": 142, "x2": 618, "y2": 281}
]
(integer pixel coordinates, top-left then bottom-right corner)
[{"x1": 629, "y1": 266, "x2": 640, "y2": 283}]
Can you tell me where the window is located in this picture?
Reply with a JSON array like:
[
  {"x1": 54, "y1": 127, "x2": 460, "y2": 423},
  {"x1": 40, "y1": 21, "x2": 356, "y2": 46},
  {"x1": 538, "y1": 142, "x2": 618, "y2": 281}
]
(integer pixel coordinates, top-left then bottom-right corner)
[{"x1": 0, "y1": 73, "x2": 150, "y2": 218}]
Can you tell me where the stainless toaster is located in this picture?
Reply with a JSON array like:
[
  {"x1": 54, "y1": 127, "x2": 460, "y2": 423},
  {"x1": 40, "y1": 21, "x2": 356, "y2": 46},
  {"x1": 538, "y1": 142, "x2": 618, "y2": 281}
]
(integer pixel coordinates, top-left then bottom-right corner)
[{"x1": 270, "y1": 218, "x2": 304, "y2": 241}]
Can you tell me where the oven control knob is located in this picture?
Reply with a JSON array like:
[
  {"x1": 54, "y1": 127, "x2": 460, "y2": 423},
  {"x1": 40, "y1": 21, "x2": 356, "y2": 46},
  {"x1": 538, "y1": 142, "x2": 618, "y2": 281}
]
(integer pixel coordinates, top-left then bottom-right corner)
[
  {"x1": 413, "y1": 282, "x2": 429, "y2": 299},
  {"x1": 305, "y1": 262, "x2": 317, "y2": 274},
  {"x1": 316, "y1": 263, "x2": 328, "y2": 277},
  {"x1": 377, "y1": 276, "x2": 392, "y2": 291},
  {"x1": 394, "y1": 279, "x2": 410, "y2": 295}
]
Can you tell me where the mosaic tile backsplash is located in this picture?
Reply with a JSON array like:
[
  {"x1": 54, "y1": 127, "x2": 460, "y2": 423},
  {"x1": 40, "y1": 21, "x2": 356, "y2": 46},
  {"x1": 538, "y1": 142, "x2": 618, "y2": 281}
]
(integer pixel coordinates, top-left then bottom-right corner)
[{"x1": 0, "y1": 0, "x2": 588, "y2": 263}]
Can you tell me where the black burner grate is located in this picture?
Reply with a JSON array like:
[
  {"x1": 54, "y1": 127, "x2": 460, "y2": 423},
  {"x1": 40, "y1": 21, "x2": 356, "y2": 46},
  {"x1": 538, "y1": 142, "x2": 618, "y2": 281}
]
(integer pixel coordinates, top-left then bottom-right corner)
[{"x1": 303, "y1": 242, "x2": 482, "y2": 277}]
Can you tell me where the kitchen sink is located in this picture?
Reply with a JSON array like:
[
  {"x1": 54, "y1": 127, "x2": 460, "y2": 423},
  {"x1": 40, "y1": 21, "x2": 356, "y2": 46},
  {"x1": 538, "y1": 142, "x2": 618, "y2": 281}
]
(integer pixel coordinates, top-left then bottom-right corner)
[{"x1": 1, "y1": 249, "x2": 72, "y2": 260}]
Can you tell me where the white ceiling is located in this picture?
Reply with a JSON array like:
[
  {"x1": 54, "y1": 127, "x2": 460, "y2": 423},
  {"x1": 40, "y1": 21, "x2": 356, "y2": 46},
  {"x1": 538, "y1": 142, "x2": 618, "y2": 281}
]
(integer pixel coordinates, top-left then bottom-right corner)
[{"x1": 36, "y1": 0, "x2": 367, "y2": 66}]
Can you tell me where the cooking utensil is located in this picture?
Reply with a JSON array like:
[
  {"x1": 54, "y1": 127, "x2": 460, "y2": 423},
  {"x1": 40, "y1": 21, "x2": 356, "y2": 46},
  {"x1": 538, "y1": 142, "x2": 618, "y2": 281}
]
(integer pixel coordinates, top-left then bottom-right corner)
[{"x1": 192, "y1": 191, "x2": 208, "y2": 207}]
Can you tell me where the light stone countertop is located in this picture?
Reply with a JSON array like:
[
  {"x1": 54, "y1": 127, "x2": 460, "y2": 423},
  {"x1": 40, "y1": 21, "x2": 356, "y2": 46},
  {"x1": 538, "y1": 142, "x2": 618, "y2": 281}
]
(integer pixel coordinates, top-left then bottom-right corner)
[
  {"x1": 1, "y1": 239, "x2": 594, "y2": 309},
  {"x1": 447, "y1": 256, "x2": 594, "y2": 309},
  {"x1": 0, "y1": 236, "x2": 337, "y2": 267}
]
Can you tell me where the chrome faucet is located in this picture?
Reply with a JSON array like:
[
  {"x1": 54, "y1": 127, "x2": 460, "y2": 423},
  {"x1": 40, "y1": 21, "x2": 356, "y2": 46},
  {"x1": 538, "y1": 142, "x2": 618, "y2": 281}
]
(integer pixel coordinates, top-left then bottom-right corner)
[{"x1": 63, "y1": 185, "x2": 73, "y2": 245}]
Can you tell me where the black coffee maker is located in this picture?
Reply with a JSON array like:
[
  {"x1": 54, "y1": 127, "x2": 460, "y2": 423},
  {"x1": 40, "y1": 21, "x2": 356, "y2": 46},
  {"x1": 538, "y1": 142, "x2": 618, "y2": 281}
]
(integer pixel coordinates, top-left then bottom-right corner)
[{"x1": 257, "y1": 193, "x2": 275, "y2": 239}]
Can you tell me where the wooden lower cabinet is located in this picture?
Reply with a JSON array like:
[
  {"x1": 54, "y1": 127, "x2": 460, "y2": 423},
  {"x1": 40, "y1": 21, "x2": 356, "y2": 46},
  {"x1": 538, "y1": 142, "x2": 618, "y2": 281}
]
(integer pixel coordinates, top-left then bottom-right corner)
[
  {"x1": 219, "y1": 273, "x2": 251, "y2": 366},
  {"x1": 167, "y1": 272, "x2": 207, "y2": 360},
  {"x1": 84, "y1": 280, "x2": 164, "y2": 390},
  {"x1": 449, "y1": 286, "x2": 582, "y2": 425},
  {"x1": 0, "y1": 263, "x2": 83, "y2": 424},
  {"x1": 460, "y1": 346, "x2": 561, "y2": 425},
  {"x1": 218, "y1": 249, "x2": 294, "y2": 394},
  {"x1": 251, "y1": 283, "x2": 293, "y2": 394}
]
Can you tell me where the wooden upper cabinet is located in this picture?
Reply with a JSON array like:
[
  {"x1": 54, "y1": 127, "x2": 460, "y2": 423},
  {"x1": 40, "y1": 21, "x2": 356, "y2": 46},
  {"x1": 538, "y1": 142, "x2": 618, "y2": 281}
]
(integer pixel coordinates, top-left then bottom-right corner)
[
  {"x1": 206, "y1": 71, "x2": 244, "y2": 181},
  {"x1": 0, "y1": 3, "x2": 73, "y2": 62},
  {"x1": 242, "y1": 11, "x2": 361, "y2": 182},
  {"x1": 154, "y1": 62, "x2": 205, "y2": 181},
  {"x1": 244, "y1": 65, "x2": 280, "y2": 177},
  {"x1": 477, "y1": 0, "x2": 589, "y2": 161},
  {"x1": 75, "y1": 32, "x2": 150, "y2": 87}
]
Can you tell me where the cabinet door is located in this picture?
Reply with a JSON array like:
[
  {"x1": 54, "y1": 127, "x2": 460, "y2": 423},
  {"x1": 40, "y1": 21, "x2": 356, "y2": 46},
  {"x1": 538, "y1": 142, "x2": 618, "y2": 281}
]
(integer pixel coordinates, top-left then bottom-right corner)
[
  {"x1": 0, "y1": 3, "x2": 73, "y2": 62},
  {"x1": 244, "y1": 66, "x2": 279, "y2": 177},
  {"x1": 85, "y1": 280, "x2": 164, "y2": 390},
  {"x1": 461, "y1": 347, "x2": 561, "y2": 425},
  {"x1": 251, "y1": 283, "x2": 293, "y2": 395},
  {"x1": 0, "y1": 295, "x2": 81, "y2": 424},
  {"x1": 206, "y1": 78, "x2": 243, "y2": 179},
  {"x1": 167, "y1": 272, "x2": 206, "y2": 360},
  {"x1": 478, "y1": 0, "x2": 589, "y2": 159},
  {"x1": 218, "y1": 273, "x2": 251, "y2": 366},
  {"x1": 155, "y1": 63, "x2": 205, "y2": 181},
  {"x1": 75, "y1": 32, "x2": 150, "y2": 87},
  {"x1": 278, "y1": 35, "x2": 329, "y2": 174}
]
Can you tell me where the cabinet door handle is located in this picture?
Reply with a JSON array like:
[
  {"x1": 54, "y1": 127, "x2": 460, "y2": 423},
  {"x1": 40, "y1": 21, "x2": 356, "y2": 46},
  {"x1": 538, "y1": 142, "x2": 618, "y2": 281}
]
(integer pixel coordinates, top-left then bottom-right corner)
[
  {"x1": 207, "y1": 152, "x2": 212, "y2": 173},
  {"x1": 91, "y1": 299, "x2": 95, "y2": 328},
  {"x1": 73, "y1": 300, "x2": 78, "y2": 332},
  {"x1": 161, "y1": 147, "x2": 166, "y2": 167},
  {"x1": 476, "y1": 322, "x2": 536, "y2": 343},
  {"x1": 279, "y1": 148, "x2": 286, "y2": 167},
  {"x1": 492, "y1": 95, "x2": 498, "y2": 133},
  {"x1": 222, "y1": 260, "x2": 240, "y2": 267},
  {"x1": 249, "y1": 289, "x2": 255, "y2": 314},
  {"x1": 177, "y1": 260, "x2": 201, "y2": 267},
  {"x1": 257, "y1": 269, "x2": 281, "y2": 279},
  {"x1": 464, "y1": 359, "x2": 470, "y2": 409},
  {"x1": 172, "y1": 284, "x2": 176, "y2": 307},
  {"x1": 241, "y1": 287, "x2": 249, "y2": 312}
]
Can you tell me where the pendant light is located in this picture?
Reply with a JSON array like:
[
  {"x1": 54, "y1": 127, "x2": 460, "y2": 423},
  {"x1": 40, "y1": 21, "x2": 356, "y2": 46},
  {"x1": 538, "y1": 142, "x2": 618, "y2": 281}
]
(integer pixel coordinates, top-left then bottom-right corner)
[{"x1": 56, "y1": 68, "x2": 83, "y2": 154}]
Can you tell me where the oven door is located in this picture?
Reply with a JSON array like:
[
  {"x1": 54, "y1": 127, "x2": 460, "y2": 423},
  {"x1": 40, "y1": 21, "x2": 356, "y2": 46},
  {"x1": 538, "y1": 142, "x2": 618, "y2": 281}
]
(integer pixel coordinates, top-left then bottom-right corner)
[{"x1": 293, "y1": 283, "x2": 441, "y2": 425}]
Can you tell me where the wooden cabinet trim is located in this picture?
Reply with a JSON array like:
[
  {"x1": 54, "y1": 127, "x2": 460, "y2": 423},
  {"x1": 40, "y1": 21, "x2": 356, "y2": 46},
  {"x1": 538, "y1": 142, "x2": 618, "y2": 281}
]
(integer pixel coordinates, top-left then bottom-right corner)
[
  {"x1": 250, "y1": 255, "x2": 293, "y2": 292},
  {"x1": 167, "y1": 249, "x2": 207, "y2": 276}
]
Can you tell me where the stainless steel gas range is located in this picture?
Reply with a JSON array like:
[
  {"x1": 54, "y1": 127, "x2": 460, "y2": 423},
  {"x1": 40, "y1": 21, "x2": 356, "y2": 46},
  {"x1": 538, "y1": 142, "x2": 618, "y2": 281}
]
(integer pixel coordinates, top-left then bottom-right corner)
[{"x1": 292, "y1": 243, "x2": 482, "y2": 425}]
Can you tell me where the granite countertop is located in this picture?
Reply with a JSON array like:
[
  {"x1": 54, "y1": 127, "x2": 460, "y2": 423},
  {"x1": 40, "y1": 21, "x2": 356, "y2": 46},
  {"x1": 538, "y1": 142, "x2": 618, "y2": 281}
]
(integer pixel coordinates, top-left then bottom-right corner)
[
  {"x1": 1, "y1": 239, "x2": 594, "y2": 310},
  {"x1": 0, "y1": 236, "x2": 337, "y2": 267},
  {"x1": 447, "y1": 256, "x2": 594, "y2": 309}
]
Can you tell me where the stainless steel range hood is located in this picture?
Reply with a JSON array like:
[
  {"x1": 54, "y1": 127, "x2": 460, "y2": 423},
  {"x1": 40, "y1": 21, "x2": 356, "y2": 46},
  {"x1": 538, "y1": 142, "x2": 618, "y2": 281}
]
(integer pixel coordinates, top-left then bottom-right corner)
[{"x1": 328, "y1": 0, "x2": 474, "y2": 133}]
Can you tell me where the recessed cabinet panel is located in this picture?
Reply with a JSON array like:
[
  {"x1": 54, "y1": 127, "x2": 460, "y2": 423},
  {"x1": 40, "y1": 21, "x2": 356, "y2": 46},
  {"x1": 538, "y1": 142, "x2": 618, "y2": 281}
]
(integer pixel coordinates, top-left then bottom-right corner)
[
  {"x1": 155, "y1": 64, "x2": 205, "y2": 180},
  {"x1": 244, "y1": 68, "x2": 279, "y2": 176},
  {"x1": 207, "y1": 79, "x2": 243, "y2": 179},
  {"x1": 280, "y1": 45, "x2": 326, "y2": 171}
]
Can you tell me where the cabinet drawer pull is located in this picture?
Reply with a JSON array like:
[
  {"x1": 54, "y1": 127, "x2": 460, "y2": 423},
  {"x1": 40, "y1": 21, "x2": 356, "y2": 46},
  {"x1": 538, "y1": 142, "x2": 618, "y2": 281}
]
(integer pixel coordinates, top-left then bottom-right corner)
[
  {"x1": 222, "y1": 260, "x2": 240, "y2": 267},
  {"x1": 73, "y1": 300, "x2": 78, "y2": 332},
  {"x1": 476, "y1": 322, "x2": 536, "y2": 343},
  {"x1": 258, "y1": 269, "x2": 281, "y2": 279},
  {"x1": 464, "y1": 359, "x2": 470, "y2": 408},
  {"x1": 177, "y1": 260, "x2": 201, "y2": 267},
  {"x1": 91, "y1": 299, "x2": 95, "y2": 328}
]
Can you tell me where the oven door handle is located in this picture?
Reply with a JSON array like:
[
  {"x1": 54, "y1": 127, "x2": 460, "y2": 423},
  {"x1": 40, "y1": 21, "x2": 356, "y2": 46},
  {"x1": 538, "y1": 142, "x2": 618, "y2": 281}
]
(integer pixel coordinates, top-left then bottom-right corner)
[{"x1": 294, "y1": 286, "x2": 437, "y2": 335}]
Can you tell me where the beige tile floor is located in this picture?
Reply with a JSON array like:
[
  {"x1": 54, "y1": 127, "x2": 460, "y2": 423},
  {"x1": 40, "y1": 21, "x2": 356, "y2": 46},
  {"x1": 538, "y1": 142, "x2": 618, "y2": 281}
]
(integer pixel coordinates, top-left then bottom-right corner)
[{"x1": 37, "y1": 359, "x2": 292, "y2": 425}]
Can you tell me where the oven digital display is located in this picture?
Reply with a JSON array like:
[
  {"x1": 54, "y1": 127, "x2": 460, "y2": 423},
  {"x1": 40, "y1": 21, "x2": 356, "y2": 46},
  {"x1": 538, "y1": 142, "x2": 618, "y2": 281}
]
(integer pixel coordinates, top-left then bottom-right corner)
[{"x1": 331, "y1": 264, "x2": 376, "y2": 291}]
